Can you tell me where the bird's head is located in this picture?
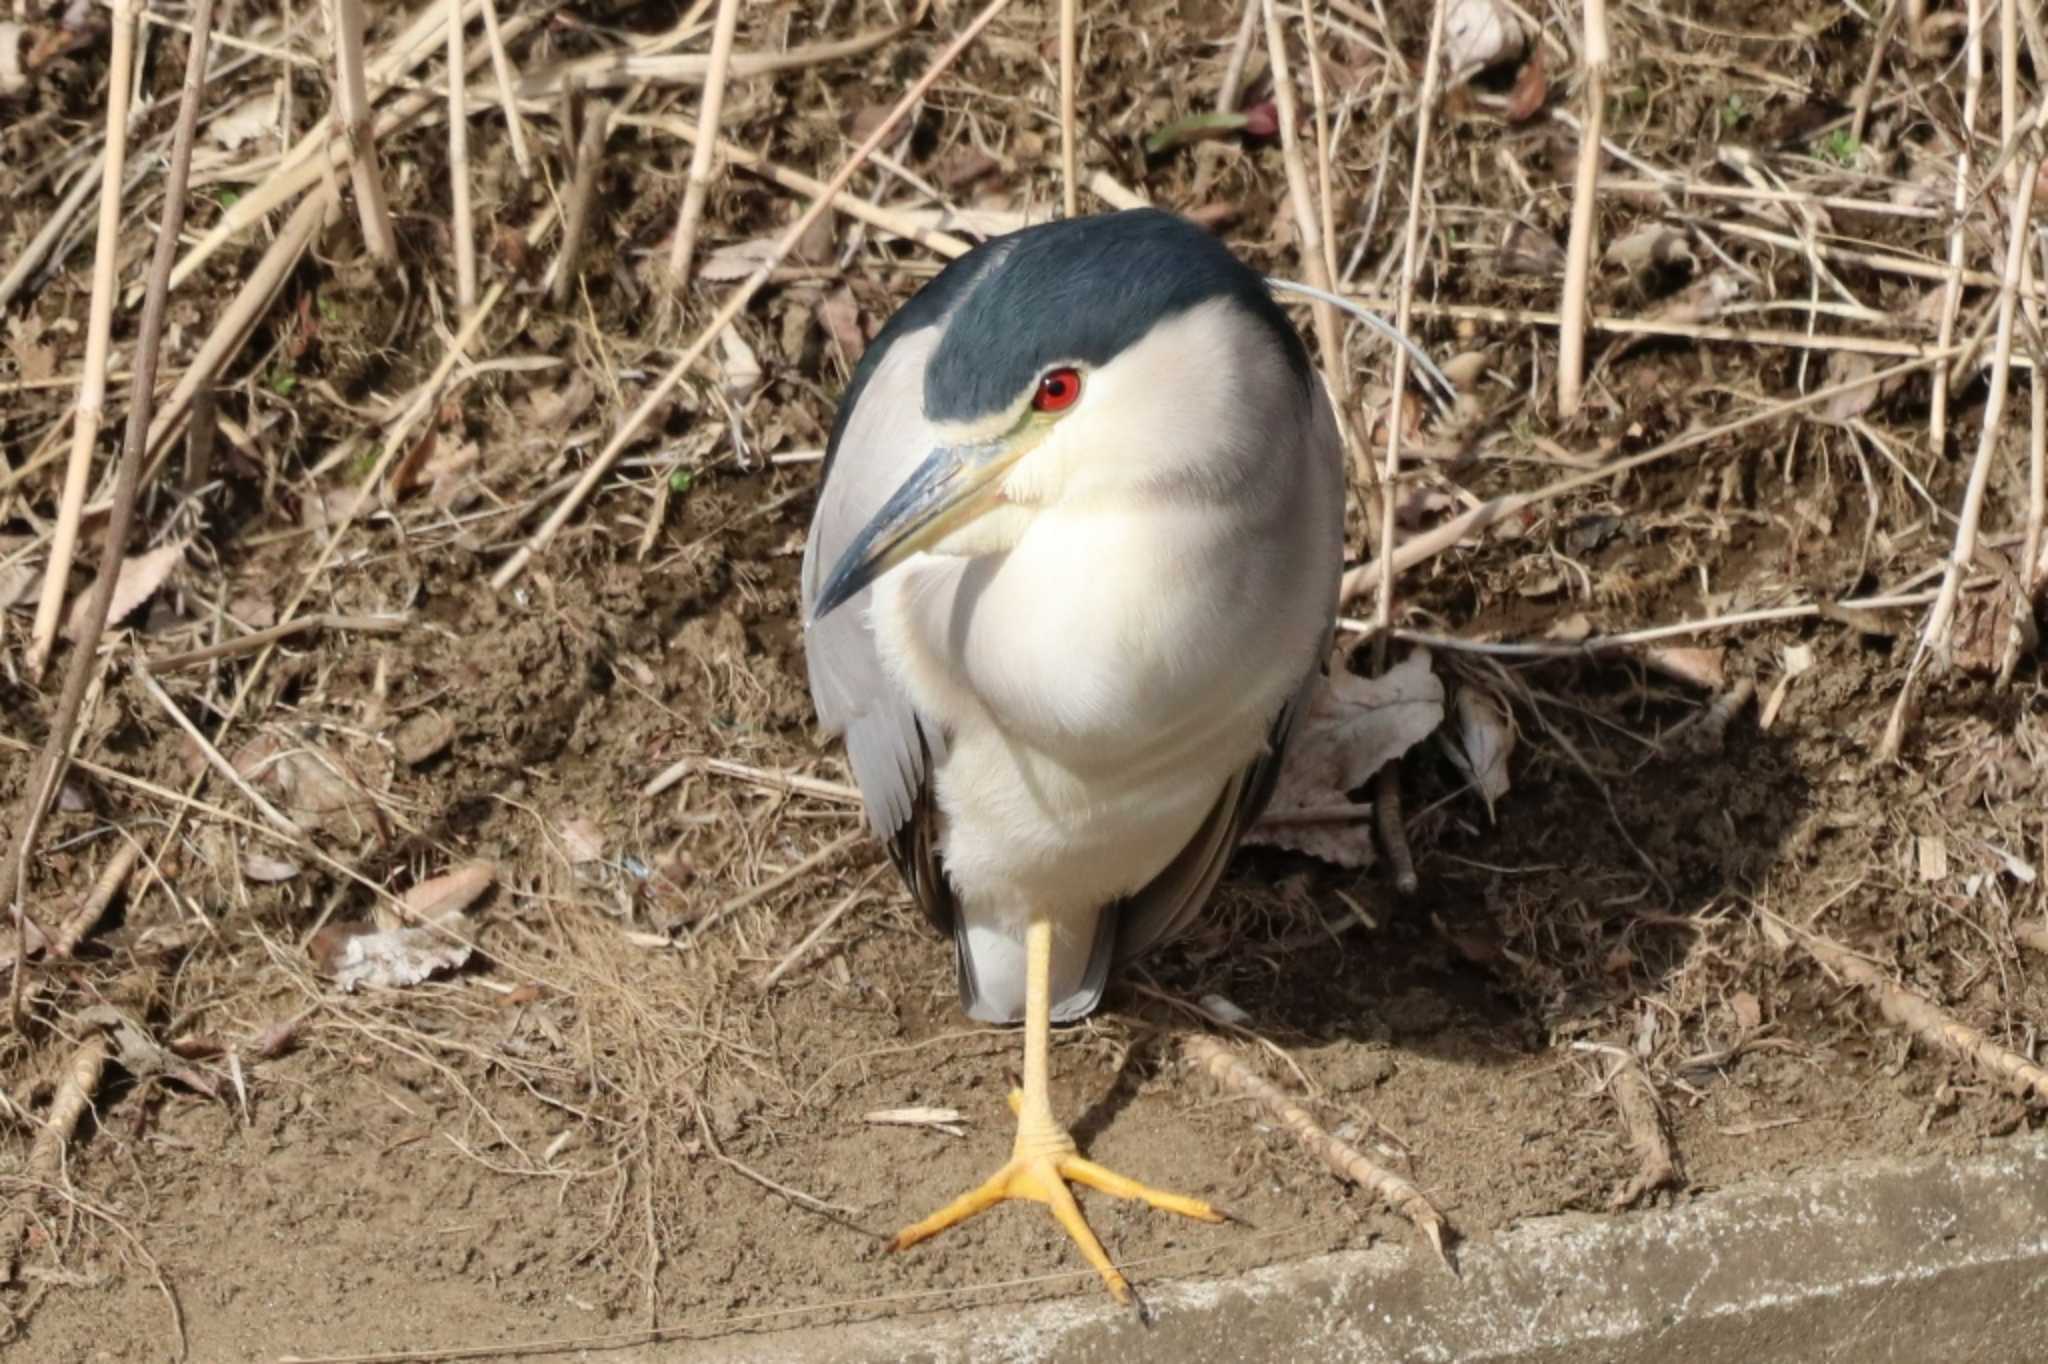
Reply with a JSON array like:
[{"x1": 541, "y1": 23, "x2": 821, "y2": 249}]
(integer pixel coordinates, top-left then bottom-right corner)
[{"x1": 809, "y1": 209, "x2": 1313, "y2": 625}]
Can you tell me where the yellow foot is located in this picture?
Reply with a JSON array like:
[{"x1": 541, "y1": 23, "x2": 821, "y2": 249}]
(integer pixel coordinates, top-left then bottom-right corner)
[{"x1": 887, "y1": 1091, "x2": 1225, "y2": 1305}]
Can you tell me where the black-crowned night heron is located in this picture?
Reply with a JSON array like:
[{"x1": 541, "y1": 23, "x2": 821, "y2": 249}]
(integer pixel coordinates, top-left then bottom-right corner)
[{"x1": 802, "y1": 207, "x2": 1343, "y2": 1303}]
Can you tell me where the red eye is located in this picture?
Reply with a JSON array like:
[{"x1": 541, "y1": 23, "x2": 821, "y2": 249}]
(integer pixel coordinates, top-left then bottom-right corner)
[{"x1": 1032, "y1": 367, "x2": 1082, "y2": 413}]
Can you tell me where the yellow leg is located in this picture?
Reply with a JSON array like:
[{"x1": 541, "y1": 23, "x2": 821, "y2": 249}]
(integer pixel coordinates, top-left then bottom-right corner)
[{"x1": 887, "y1": 918, "x2": 1226, "y2": 1304}]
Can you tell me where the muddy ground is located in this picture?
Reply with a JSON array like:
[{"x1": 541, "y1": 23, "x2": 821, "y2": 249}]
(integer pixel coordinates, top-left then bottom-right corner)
[{"x1": 2, "y1": 0, "x2": 2045, "y2": 1360}]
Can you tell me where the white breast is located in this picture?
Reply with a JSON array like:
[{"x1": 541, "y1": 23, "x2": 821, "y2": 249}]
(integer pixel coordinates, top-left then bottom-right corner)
[{"x1": 871, "y1": 489, "x2": 1323, "y2": 931}]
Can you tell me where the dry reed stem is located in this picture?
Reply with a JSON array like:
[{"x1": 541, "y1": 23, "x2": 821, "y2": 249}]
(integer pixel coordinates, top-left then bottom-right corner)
[
  {"x1": 0, "y1": 147, "x2": 104, "y2": 311},
  {"x1": 331, "y1": 0, "x2": 399, "y2": 261},
  {"x1": 1584, "y1": 1044, "x2": 1679, "y2": 1207},
  {"x1": 758, "y1": 864, "x2": 885, "y2": 988},
  {"x1": 1059, "y1": 0, "x2": 1079, "y2": 219},
  {"x1": 477, "y1": 0, "x2": 531, "y2": 174},
  {"x1": 643, "y1": 755, "x2": 860, "y2": 804},
  {"x1": 1849, "y1": 0, "x2": 1900, "y2": 144},
  {"x1": 1180, "y1": 1032, "x2": 1450, "y2": 1266},
  {"x1": 664, "y1": 0, "x2": 743, "y2": 283},
  {"x1": 140, "y1": 186, "x2": 337, "y2": 480},
  {"x1": 0, "y1": 1035, "x2": 110, "y2": 1283},
  {"x1": 1261, "y1": 0, "x2": 1347, "y2": 409},
  {"x1": 624, "y1": 114, "x2": 974, "y2": 259},
  {"x1": 0, "y1": 0, "x2": 216, "y2": 1020},
  {"x1": 448, "y1": 0, "x2": 477, "y2": 311},
  {"x1": 2024, "y1": 234, "x2": 2048, "y2": 598},
  {"x1": 28, "y1": 0, "x2": 139, "y2": 683},
  {"x1": 1880, "y1": 155, "x2": 2038, "y2": 761},
  {"x1": 521, "y1": 0, "x2": 928, "y2": 95},
  {"x1": 172, "y1": 0, "x2": 529, "y2": 291},
  {"x1": 52, "y1": 841, "x2": 141, "y2": 957},
  {"x1": 1374, "y1": 765, "x2": 1417, "y2": 894},
  {"x1": 690, "y1": 830, "x2": 865, "y2": 940},
  {"x1": 1216, "y1": 0, "x2": 1260, "y2": 111},
  {"x1": 146, "y1": 613, "x2": 408, "y2": 670},
  {"x1": 1375, "y1": 585, "x2": 1942, "y2": 654},
  {"x1": 1338, "y1": 352, "x2": 1948, "y2": 607},
  {"x1": 1789, "y1": 919, "x2": 2048, "y2": 1104},
  {"x1": 133, "y1": 663, "x2": 306, "y2": 839},
  {"x1": 491, "y1": 0, "x2": 1017, "y2": 592},
  {"x1": 1343, "y1": 292, "x2": 1989, "y2": 361},
  {"x1": 1371, "y1": 0, "x2": 1448, "y2": 651},
  {"x1": 1556, "y1": 0, "x2": 1608, "y2": 418},
  {"x1": 551, "y1": 97, "x2": 611, "y2": 306}
]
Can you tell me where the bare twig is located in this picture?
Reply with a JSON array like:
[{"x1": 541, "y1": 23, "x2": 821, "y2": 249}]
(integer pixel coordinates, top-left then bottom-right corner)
[
  {"x1": 623, "y1": 113, "x2": 974, "y2": 259},
  {"x1": 477, "y1": 0, "x2": 532, "y2": 174},
  {"x1": 1181, "y1": 1032, "x2": 1450, "y2": 1267},
  {"x1": 690, "y1": 831, "x2": 865, "y2": 940},
  {"x1": 1881, "y1": 155, "x2": 2038, "y2": 760},
  {"x1": 146, "y1": 613, "x2": 409, "y2": 670},
  {"x1": 1059, "y1": 0, "x2": 1079, "y2": 218},
  {"x1": 1578, "y1": 1043, "x2": 1680, "y2": 1207},
  {"x1": 133, "y1": 663, "x2": 306, "y2": 839},
  {"x1": 52, "y1": 841, "x2": 141, "y2": 957},
  {"x1": 550, "y1": 95, "x2": 611, "y2": 306},
  {"x1": 331, "y1": 0, "x2": 399, "y2": 261},
  {"x1": 665, "y1": 0, "x2": 743, "y2": 284},
  {"x1": 1557, "y1": 0, "x2": 1608, "y2": 417},
  {"x1": 0, "y1": 0, "x2": 216, "y2": 1024},
  {"x1": 448, "y1": 0, "x2": 477, "y2": 310},
  {"x1": 492, "y1": 0, "x2": 1017, "y2": 592},
  {"x1": 1784, "y1": 915, "x2": 2048, "y2": 1104},
  {"x1": 28, "y1": 0, "x2": 139, "y2": 682},
  {"x1": 758, "y1": 865, "x2": 885, "y2": 989},
  {"x1": 1262, "y1": 0, "x2": 1347, "y2": 410},
  {"x1": 0, "y1": 1036, "x2": 110, "y2": 1283}
]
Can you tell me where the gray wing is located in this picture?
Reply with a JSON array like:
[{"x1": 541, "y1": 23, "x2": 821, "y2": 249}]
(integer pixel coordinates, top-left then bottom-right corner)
[{"x1": 800, "y1": 325, "x2": 950, "y2": 844}]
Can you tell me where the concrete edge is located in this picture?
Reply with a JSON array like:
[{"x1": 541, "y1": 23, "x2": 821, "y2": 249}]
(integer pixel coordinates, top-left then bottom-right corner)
[{"x1": 657, "y1": 1135, "x2": 2048, "y2": 1363}]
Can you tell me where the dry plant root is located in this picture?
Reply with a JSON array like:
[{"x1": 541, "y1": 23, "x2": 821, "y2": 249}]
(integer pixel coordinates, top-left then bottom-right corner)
[
  {"x1": 1602, "y1": 1050, "x2": 1679, "y2": 1208},
  {"x1": 1, "y1": 1034, "x2": 110, "y2": 1282},
  {"x1": 1797, "y1": 926, "x2": 2048, "y2": 1105},
  {"x1": 1180, "y1": 1032, "x2": 1450, "y2": 1267}
]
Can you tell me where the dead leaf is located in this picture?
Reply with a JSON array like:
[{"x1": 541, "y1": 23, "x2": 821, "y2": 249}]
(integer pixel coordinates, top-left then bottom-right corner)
[
  {"x1": 1445, "y1": 0, "x2": 1526, "y2": 76},
  {"x1": 241, "y1": 852, "x2": 301, "y2": 883},
  {"x1": 1448, "y1": 686, "x2": 1515, "y2": 817},
  {"x1": 699, "y1": 237, "x2": 781, "y2": 282},
  {"x1": 1247, "y1": 651, "x2": 1446, "y2": 867},
  {"x1": 937, "y1": 146, "x2": 1004, "y2": 189},
  {"x1": 1731, "y1": 991, "x2": 1762, "y2": 1029},
  {"x1": 0, "y1": 21, "x2": 25, "y2": 95},
  {"x1": 560, "y1": 818, "x2": 605, "y2": 864},
  {"x1": 718, "y1": 329, "x2": 762, "y2": 399},
  {"x1": 6, "y1": 317, "x2": 56, "y2": 382},
  {"x1": 208, "y1": 89, "x2": 278, "y2": 150},
  {"x1": 398, "y1": 862, "x2": 497, "y2": 924},
  {"x1": 817, "y1": 287, "x2": 864, "y2": 362},
  {"x1": 1503, "y1": 44, "x2": 1548, "y2": 122},
  {"x1": 1497, "y1": 221, "x2": 1565, "y2": 276},
  {"x1": 63, "y1": 540, "x2": 184, "y2": 640},
  {"x1": 1917, "y1": 834, "x2": 1948, "y2": 882},
  {"x1": 1644, "y1": 646, "x2": 1726, "y2": 691},
  {"x1": 315, "y1": 918, "x2": 473, "y2": 992},
  {"x1": 1603, "y1": 224, "x2": 1696, "y2": 276}
]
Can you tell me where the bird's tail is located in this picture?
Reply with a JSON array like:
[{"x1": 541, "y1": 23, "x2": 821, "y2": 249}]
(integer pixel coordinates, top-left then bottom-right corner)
[{"x1": 954, "y1": 911, "x2": 1116, "y2": 1025}]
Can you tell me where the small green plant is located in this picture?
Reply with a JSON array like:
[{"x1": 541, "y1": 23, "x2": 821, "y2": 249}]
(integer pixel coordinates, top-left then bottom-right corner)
[
  {"x1": 668, "y1": 469, "x2": 695, "y2": 495},
  {"x1": 1813, "y1": 128, "x2": 1859, "y2": 166},
  {"x1": 317, "y1": 296, "x2": 342, "y2": 323},
  {"x1": 215, "y1": 188, "x2": 241, "y2": 209},
  {"x1": 266, "y1": 365, "x2": 298, "y2": 397},
  {"x1": 1716, "y1": 93, "x2": 1749, "y2": 137}
]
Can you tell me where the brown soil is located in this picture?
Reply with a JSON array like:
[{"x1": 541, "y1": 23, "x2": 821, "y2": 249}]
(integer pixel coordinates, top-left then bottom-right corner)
[{"x1": 3, "y1": 1, "x2": 2044, "y2": 1361}]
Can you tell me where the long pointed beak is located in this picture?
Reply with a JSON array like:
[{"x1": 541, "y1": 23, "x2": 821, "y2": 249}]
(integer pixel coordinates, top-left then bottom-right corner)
[{"x1": 810, "y1": 432, "x2": 1028, "y2": 624}]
